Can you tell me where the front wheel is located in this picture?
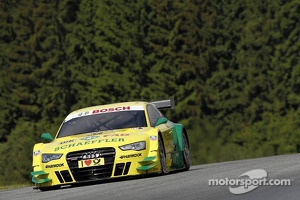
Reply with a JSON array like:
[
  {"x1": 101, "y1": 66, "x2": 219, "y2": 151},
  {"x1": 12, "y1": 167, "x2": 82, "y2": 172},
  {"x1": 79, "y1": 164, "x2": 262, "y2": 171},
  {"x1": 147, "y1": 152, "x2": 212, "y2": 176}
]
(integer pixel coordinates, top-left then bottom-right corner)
[
  {"x1": 158, "y1": 135, "x2": 167, "y2": 174},
  {"x1": 182, "y1": 133, "x2": 191, "y2": 171}
]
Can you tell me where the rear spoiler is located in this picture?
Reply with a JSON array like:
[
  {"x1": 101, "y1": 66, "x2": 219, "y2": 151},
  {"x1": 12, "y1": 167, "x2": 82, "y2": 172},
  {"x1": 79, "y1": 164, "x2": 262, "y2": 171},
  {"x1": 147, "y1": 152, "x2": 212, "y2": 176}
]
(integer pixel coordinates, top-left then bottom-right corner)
[{"x1": 150, "y1": 96, "x2": 175, "y2": 110}]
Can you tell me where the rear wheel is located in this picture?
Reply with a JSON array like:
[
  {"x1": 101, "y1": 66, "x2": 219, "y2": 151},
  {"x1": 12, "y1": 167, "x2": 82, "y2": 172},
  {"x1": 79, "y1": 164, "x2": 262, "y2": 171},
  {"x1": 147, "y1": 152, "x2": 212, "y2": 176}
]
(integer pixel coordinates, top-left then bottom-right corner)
[
  {"x1": 182, "y1": 133, "x2": 191, "y2": 171},
  {"x1": 158, "y1": 135, "x2": 167, "y2": 174}
]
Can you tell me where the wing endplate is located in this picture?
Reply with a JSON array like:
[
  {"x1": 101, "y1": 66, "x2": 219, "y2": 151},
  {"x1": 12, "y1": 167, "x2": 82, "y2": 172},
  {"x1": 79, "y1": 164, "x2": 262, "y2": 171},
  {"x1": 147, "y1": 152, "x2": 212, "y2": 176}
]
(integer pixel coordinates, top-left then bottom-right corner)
[{"x1": 150, "y1": 96, "x2": 175, "y2": 110}]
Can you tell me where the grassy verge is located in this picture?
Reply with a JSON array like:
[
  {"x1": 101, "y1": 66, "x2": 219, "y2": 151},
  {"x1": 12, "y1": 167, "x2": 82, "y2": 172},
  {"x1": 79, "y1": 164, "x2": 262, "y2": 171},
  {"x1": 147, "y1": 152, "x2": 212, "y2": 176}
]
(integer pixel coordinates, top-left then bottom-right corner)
[{"x1": 0, "y1": 183, "x2": 33, "y2": 190}]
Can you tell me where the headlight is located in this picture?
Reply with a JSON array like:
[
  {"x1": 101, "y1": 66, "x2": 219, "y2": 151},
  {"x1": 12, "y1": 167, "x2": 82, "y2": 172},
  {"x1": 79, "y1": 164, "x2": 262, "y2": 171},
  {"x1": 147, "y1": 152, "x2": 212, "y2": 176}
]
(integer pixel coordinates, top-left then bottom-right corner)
[
  {"x1": 119, "y1": 141, "x2": 146, "y2": 151},
  {"x1": 42, "y1": 154, "x2": 63, "y2": 163}
]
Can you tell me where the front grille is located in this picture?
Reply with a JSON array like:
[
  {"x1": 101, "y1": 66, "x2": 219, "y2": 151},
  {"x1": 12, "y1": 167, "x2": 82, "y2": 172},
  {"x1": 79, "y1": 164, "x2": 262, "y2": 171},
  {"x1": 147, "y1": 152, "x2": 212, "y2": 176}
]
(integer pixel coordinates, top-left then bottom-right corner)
[{"x1": 66, "y1": 148, "x2": 115, "y2": 182}]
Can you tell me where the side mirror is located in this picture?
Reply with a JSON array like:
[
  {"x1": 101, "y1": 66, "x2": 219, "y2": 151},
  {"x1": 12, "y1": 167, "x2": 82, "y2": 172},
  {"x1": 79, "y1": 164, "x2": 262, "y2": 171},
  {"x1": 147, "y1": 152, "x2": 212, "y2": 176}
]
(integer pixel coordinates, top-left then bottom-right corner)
[
  {"x1": 41, "y1": 133, "x2": 54, "y2": 142},
  {"x1": 154, "y1": 118, "x2": 168, "y2": 127}
]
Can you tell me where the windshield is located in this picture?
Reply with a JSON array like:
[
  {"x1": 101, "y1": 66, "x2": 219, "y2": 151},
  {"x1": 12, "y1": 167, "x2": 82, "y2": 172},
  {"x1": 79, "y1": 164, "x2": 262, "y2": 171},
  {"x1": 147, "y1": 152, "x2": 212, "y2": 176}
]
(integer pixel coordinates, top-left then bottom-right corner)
[{"x1": 57, "y1": 110, "x2": 147, "y2": 138}]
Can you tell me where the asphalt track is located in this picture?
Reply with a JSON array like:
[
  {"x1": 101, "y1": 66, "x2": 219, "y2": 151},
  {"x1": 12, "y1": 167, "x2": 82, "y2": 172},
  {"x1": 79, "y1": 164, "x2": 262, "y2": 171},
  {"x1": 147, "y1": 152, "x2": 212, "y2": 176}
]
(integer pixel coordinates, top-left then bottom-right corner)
[{"x1": 1, "y1": 153, "x2": 299, "y2": 200}]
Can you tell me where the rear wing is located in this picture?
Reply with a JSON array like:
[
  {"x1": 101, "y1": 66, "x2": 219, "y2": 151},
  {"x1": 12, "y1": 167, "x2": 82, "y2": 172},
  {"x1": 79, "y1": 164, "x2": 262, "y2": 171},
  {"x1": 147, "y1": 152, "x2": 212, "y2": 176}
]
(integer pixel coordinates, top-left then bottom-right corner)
[{"x1": 150, "y1": 96, "x2": 175, "y2": 110}]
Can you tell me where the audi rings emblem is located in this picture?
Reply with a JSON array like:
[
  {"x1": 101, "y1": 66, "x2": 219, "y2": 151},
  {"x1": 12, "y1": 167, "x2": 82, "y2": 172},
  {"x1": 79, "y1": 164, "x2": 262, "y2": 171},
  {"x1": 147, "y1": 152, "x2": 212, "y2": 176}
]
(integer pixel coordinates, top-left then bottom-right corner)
[{"x1": 82, "y1": 151, "x2": 101, "y2": 159}]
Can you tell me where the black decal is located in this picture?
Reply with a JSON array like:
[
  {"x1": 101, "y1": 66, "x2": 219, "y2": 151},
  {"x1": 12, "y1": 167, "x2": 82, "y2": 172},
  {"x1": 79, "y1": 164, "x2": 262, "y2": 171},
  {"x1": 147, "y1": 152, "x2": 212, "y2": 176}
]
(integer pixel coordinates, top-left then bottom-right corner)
[
  {"x1": 93, "y1": 158, "x2": 101, "y2": 164},
  {"x1": 119, "y1": 153, "x2": 142, "y2": 159}
]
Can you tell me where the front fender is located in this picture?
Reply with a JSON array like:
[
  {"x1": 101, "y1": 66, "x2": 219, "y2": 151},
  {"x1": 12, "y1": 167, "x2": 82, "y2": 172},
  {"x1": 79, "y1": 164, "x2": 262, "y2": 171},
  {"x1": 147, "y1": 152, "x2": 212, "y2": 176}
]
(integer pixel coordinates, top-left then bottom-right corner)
[{"x1": 32, "y1": 143, "x2": 44, "y2": 168}]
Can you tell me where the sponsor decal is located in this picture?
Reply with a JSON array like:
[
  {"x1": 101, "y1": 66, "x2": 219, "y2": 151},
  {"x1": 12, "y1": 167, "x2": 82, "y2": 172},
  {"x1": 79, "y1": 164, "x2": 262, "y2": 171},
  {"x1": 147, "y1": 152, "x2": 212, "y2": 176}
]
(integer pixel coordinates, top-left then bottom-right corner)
[
  {"x1": 54, "y1": 138, "x2": 125, "y2": 151},
  {"x1": 91, "y1": 130, "x2": 124, "y2": 135},
  {"x1": 33, "y1": 150, "x2": 41, "y2": 156},
  {"x1": 119, "y1": 153, "x2": 142, "y2": 159},
  {"x1": 92, "y1": 106, "x2": 131, "y2": 114},
  {"x1": 78, "y1": 111, "x2": 90, "y2": 117},
  {"x1": 91, "y1": 131, "x2": 104, "y2": 135},
  {"x1": 80, "y1": 136, "x2": 99, "y2": 140},
  {"x1": 60, "y1": 139, "x2": 76, "y2": 144},
  {"x1": 65, "y1": 106, "x2": 144, "y2": 122},
  {"x1": 78, "y1": 158, "x2": 105, "y2": 168},
  {"x1": 150, "y1": 136, "x2": 157, "y2": 141},
  {"x1": 90, "y1": 132, "x2": 130, "y2": 137},
  {"x1": 45, "y1": 163, "x2": 64, "y2": 168},
  {"x1": 103, "y1": 133, "x2": 130, "y2": 137}
]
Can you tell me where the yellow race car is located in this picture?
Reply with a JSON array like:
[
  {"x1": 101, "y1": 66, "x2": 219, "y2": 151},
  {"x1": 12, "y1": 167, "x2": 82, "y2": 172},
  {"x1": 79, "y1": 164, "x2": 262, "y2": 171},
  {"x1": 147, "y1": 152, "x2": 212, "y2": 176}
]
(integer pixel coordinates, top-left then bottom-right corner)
[{"x1": 31, "y1": 97, "x2": 191, "y2": 190}]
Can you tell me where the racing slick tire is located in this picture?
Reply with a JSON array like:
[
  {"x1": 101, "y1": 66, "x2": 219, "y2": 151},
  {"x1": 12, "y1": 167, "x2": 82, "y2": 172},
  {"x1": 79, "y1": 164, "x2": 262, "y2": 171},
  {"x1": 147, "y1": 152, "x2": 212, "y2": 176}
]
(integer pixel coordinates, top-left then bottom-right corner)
[
  {"x1": 158, "y1": 134, "x2": 167, "y2": 174},
  {"x1": 182, "y1": 133, "x2": 191, "y2": 171}
]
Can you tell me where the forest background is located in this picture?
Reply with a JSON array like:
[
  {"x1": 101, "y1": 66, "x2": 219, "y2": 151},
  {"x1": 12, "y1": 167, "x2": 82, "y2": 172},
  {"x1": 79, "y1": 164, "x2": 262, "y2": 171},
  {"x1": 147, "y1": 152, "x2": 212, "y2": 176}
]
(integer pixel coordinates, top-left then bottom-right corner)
[{"x1": 0, "y1": 0, "x2": 299, "y2": 187}]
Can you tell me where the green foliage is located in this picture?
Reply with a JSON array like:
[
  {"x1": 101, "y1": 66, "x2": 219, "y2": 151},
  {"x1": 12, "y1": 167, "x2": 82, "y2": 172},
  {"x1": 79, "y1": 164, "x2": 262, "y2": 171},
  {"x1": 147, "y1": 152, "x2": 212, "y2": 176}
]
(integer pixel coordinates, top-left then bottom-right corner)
[
  {"x1": 0, "y1": 0, "x2": 300, "y2": 186},
  {"x1": 0, "y1": 121, "x2": 37, "y2": 185}
]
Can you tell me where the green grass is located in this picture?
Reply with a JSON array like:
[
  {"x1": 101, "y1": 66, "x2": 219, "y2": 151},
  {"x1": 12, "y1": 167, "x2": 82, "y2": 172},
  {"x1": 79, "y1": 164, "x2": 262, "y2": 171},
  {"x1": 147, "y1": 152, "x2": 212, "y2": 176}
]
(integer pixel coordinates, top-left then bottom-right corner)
[{"x1": 0, "y1": 183, "x2": 33, "y2": 190}]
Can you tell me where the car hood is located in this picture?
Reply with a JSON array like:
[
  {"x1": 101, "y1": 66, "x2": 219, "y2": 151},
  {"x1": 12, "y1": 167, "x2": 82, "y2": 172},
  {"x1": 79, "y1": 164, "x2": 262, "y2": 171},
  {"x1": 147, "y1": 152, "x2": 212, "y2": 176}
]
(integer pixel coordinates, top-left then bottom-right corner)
[{"x1": 41, "y1": 127, "x2": 154, "y2": 153}]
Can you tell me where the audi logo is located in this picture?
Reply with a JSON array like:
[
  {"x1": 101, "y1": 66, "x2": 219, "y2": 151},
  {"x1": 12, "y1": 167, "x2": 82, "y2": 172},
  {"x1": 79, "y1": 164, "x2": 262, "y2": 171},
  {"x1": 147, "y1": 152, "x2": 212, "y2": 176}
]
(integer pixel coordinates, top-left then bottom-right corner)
[{"x1": 82, "y1": 151, "x2": 101, "y2": 159}]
